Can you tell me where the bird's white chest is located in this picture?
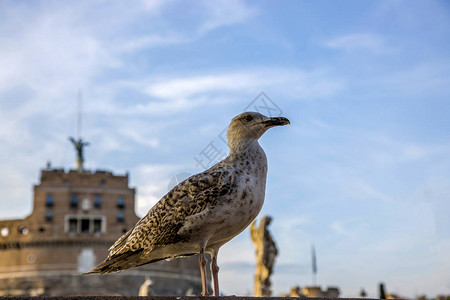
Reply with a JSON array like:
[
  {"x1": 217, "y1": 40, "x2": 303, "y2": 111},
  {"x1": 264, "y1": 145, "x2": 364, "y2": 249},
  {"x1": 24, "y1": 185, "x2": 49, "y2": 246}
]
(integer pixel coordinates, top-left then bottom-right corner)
[
  {"x1": 175, "y1": 142, "x2": 269, "y2": 252},
  {"x1": 206, "y1": 146, "x2": 268, "y2": 245},
  {"x1": 220, "y1": 173, "x2": 265, "y2": 227}
]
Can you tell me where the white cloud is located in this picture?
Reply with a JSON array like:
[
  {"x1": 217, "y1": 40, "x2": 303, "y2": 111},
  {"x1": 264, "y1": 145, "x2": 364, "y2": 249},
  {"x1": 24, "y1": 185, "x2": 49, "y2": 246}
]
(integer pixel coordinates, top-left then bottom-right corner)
[
  {"x1": 323, "y1": 33, "x2": 394, "y2": 54},
  {"x1": 198, "y1": 0, "x2": 258, "y2": 34},
  {"x1": 139, "y1": 0, "x2": 169, "y2": 12},
  {"x1": 118, "y1": 128, "x2": 160, "y2": 149},
  {"x1": 0, "y1": 4, "x2": 119, "y2": 102},
  {"x1": 130, "y1": 68, "x2": 342, "y2": 104},
  {"x1": 0, "y1": 0, "x2": 260, "y2": 99},
  {"x1": 118, "y1": 34, "x2": 191, "y2": 53},
  {"x1": 343, "y1": 181, "x2": 393, "y2": 202},
  {"x1": 72, "y1": 67, "x2": 343, "y2": 119},
  {"x1": 330, "y1": 220, "x2": 351, "y2": 237},
  {"x1": 144, "y1": 74, "x2": 253, "y2": 99}
]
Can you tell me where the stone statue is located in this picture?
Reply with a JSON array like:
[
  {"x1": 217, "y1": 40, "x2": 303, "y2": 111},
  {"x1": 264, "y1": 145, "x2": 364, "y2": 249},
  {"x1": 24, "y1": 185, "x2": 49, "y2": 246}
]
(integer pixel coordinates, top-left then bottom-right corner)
[
  {"x1": 69, "y1": 137, "x2": 89, "y2": 172},
  {"x1": 250, "y1": 215, "x2": 278, "y2": 296},
  {"x1": 289, "y1": 286, "x2": 302, "y2": 297},
  {"x1": 138, "y1": 276, "x2": 153, "y2": 296}
]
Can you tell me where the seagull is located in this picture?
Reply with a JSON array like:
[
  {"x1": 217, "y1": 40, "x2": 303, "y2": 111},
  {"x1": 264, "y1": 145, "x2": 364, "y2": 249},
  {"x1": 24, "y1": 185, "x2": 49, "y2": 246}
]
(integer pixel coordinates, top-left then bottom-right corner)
[{"x1": 84, "y1": 111, "x2": 290, "y2": 296}]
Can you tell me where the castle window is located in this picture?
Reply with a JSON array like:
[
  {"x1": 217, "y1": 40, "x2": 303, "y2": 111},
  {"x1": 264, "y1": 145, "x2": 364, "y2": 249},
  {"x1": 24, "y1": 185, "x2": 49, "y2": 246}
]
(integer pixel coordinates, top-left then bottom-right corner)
[
  {"x1": 100, "y1": 179, "x2": 105, "y2": 186},
  {"x1": 81, "y1": 219, "x2": 90, "y2": 233},
  {"x1": 71, "y1": 194, "x2": 78, "y2": 208},
  {"x1": 65, "y1": 215, "x2": 105, "y2": 234},
  {"x1": 117, "y1": 196, "x2": 125, "y2": 208},
  {"x1": 46, "y1": 194, "x2": 54, "y2": 207},
  {"x1": 94, "y1": 195, "x2": 102, "y2": 208},
  {"x1": 93, "y1": 219, "x2": 102, "y2": 233},
  {"x1": 117, "y1": 212, "x2": 124, "y2": 222},
  {"x1": 45, "y1": 210, "x2": 53, "y2": 221},
  {"x1": 68, "y1": 218, "x2": 77, "y2": 233}
]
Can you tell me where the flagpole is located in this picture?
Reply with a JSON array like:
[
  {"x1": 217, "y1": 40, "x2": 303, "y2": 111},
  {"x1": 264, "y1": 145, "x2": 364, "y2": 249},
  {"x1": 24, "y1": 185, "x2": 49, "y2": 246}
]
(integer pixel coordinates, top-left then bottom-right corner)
[{"x1": 311, "y1": 244, "x2": 317, "y2": 286}]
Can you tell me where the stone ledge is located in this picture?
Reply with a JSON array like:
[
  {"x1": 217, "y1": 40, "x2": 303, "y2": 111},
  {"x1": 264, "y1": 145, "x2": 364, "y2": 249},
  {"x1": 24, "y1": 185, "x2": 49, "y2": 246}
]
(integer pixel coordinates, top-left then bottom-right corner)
[{"x1": 0, "y1": 297, "x2": 383, "y2": 300}]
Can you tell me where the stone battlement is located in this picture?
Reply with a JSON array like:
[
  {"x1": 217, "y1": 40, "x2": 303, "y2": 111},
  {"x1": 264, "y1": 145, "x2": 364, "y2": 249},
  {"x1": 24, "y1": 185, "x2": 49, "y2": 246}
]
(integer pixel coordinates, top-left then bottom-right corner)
[{"x1": 38, "y1": 168, "x2": 130, "y2": 189}]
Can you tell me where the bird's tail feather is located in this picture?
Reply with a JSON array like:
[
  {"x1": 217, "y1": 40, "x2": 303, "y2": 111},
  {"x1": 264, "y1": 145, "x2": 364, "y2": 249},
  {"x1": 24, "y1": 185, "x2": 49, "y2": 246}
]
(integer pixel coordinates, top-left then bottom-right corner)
[{"x1": 82, "y1": 249, "x2": 144, "y2": 275}]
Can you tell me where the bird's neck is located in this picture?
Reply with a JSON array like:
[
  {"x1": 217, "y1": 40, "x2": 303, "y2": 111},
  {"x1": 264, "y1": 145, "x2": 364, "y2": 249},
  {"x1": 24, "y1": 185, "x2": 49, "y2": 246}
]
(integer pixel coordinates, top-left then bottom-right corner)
[
  {"x1": 228, "y1": 138, "x2": 259, "y2": 154},
  {"x1": 228, "y1": 139, "x2": 267, "y2": 169}
]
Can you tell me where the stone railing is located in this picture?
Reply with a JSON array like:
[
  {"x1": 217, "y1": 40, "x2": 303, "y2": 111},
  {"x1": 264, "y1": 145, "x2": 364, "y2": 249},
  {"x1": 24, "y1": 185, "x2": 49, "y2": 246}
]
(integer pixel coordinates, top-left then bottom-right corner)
[{"x1": 4, "y1": 297, "x2": 384, "y2": 300}]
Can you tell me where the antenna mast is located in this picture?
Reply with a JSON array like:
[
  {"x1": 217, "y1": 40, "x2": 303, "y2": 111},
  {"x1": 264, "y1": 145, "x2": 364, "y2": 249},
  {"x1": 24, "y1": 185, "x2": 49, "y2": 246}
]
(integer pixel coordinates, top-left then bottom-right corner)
[
  {"x1": 77, "y1": 89, "x2": 82, "y2": 139},
  {"x1": 69, "y1": 89, "x2": 89, "y2": 172}
]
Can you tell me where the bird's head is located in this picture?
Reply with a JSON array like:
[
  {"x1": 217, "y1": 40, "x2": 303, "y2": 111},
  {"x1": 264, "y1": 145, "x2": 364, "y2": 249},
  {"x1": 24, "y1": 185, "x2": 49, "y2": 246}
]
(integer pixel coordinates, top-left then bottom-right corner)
[{"x1": 226, "y1": 112, "x2": 290, "y2": 150}]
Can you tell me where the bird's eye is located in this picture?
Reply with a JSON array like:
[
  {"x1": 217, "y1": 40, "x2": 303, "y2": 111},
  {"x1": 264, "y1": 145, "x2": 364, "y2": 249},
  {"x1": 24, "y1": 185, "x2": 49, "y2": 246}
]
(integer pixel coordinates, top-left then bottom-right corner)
[{"x1": 243, "y1": 115, "x2": 253, "y2": 122}]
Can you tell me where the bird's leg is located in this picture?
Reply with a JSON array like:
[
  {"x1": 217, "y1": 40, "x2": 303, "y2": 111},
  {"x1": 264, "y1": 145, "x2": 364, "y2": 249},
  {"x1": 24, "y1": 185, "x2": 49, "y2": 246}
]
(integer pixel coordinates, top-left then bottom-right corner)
[
  {"x1": 199, "y1": 249, "x2": 209, "y2": 296},
  {"x1": 211, "y1": 250, "x2": 220, "y2": 296}
]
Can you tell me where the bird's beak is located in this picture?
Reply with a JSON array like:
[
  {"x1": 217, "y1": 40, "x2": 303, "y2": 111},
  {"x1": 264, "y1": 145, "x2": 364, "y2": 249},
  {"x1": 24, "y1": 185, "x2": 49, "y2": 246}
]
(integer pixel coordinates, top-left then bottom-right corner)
[{"x1": 262, "y1": 117, "x2": 290, "y2": 127}]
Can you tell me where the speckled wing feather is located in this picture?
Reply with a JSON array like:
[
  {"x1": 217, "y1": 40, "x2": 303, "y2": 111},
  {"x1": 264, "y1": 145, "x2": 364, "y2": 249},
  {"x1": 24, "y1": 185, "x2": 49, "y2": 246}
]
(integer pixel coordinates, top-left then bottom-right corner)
[{"x1": 107, "y1": 168, "x2": 235, "y2": 260}]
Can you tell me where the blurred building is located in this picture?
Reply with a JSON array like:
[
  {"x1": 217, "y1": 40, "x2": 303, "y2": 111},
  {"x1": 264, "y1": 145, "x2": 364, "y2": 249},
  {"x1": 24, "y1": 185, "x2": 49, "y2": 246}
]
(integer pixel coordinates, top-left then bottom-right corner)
[
  {"x1": 301, "y1": 286, "x2": 340, "y2": 298},
  {"x1": 0, "y1": 156, "x2": 203, "y2": 296},
  {"x1": 283, "y1": 285, "x2": 340, "y2": 298}
]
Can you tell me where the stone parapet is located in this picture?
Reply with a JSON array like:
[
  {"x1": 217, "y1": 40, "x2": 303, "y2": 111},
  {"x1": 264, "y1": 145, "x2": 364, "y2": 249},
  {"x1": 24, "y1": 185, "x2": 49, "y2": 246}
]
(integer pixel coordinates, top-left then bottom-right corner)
[{"x1": 0, "y1": 296, "x2": 384, "y2": 300}]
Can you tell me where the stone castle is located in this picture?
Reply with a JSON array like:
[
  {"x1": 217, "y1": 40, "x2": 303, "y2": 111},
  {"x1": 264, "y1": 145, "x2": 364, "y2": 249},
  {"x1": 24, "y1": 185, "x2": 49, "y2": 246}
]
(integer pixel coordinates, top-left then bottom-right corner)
[{"x1": 0, "y1": 142, "x2": 203, "y2": 296}]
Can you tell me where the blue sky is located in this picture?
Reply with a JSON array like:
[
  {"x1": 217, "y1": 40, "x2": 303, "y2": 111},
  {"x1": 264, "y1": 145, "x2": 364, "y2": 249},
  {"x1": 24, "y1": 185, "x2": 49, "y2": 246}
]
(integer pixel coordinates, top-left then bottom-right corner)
[{"x1": 1, "y1": 0, "x2": 449, "y2": 297}]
